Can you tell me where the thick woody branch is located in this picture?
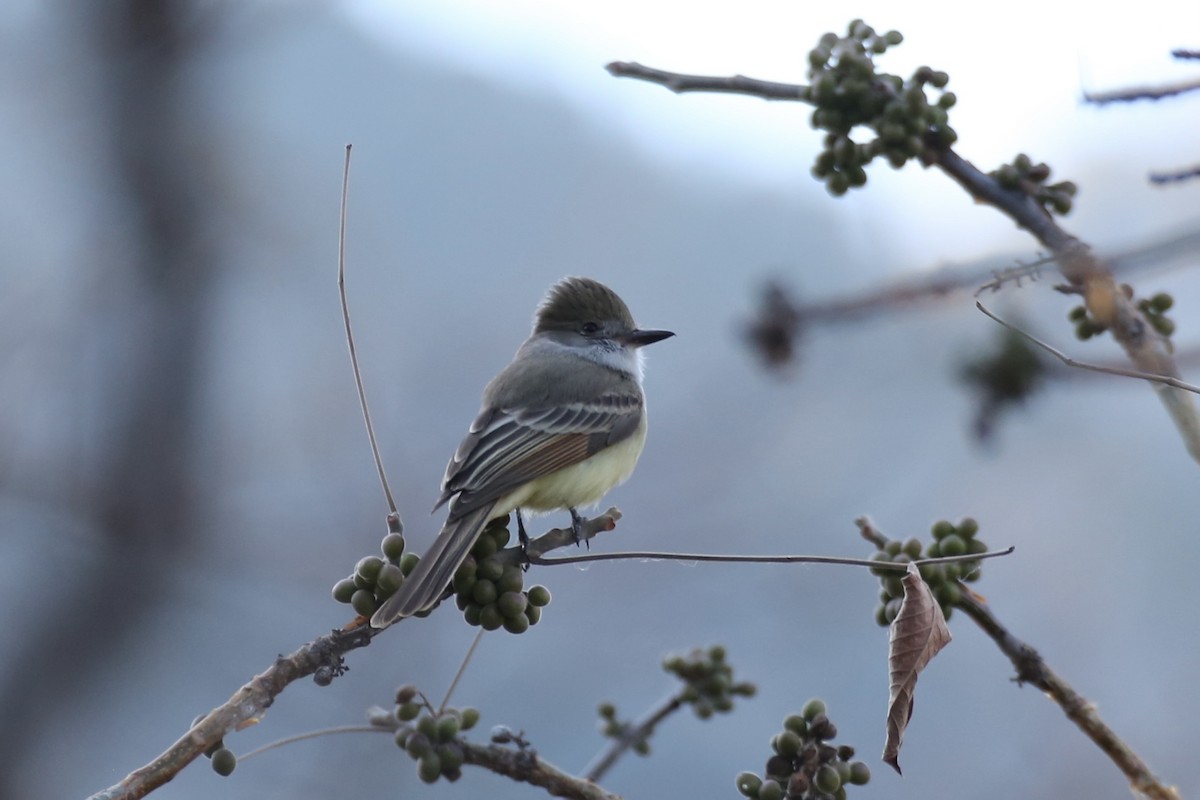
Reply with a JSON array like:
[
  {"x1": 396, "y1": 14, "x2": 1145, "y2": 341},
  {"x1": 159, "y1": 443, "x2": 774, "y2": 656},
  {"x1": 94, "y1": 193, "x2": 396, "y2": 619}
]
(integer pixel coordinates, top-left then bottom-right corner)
[
  {"x1": 86, "y1": 626, "x2": 373, "y2": 800},
  {"x1": 86, "y1": 512, "x2": 623, "y2": 800},
  {"x1": 608, "y1": 61, "x2": 1200, "y2": 461}
]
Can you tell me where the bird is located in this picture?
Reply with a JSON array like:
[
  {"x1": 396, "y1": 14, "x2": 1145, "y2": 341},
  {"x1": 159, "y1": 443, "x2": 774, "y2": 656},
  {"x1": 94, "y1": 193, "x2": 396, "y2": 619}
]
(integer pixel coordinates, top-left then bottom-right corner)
[{"x1": 370, "y1": 277, "x2": 673, "y2": 627}]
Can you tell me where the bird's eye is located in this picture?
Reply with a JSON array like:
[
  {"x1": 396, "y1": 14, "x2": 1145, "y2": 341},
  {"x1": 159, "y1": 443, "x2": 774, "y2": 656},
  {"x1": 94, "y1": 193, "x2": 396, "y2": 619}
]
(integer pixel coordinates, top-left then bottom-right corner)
[{"x1": 580, "y1": 321, "x2": 600, "y2": 335}]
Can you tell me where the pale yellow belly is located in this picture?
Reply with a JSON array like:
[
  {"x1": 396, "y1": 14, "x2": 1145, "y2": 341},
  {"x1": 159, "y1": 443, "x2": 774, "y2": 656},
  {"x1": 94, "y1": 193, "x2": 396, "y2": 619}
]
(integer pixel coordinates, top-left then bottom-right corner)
[{"x1": 494, "y1": 417, "x2": 648, "y2": 515}]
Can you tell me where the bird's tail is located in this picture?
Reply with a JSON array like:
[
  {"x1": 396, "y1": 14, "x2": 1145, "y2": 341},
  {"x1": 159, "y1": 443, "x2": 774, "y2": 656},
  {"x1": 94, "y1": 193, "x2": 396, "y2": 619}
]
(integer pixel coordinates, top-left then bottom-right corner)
[{"x1": 370, "y1": 502, "x2": 496, "y2": 628}]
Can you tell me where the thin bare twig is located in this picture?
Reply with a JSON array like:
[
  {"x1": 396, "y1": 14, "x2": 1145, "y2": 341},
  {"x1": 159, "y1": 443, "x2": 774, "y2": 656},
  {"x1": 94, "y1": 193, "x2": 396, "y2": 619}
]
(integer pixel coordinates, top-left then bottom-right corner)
[
  {"x1": 531, "y1": 546, "x2": 1014, "y2": 570},
  {"x1": 440, "y1": 629, "x2": 485, "y2": 714},
  {"x1": 974, "y1": 299, "x2": 1200, "y2": 395},
  {"x1": 338, "y1": 144, "x2": 399, "y2": 520},
  {"x1": 239, "y1": 726, "x2": 387, "y2": 762}
]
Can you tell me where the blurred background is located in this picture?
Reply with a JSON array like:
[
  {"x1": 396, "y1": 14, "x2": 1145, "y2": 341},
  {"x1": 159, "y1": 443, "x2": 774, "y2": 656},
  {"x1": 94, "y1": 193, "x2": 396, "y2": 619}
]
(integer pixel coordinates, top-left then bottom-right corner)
[{"x1": 2, "y1": 1, "x2": 1199, "y2": 798}]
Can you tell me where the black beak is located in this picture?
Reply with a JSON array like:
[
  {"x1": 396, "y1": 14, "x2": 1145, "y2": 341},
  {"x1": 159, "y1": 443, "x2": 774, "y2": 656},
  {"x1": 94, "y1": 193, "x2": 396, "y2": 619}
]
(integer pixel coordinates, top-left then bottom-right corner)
[{"x1": 622, "y1": 328, "x2": 675, "y2": 348}]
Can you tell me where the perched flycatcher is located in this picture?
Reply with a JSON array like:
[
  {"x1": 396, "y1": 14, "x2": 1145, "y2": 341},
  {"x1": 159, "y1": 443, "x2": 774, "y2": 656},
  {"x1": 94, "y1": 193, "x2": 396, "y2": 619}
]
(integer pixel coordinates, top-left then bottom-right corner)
[{"x1": 370, "y1": 277, "x2": 673, "y2": 627}]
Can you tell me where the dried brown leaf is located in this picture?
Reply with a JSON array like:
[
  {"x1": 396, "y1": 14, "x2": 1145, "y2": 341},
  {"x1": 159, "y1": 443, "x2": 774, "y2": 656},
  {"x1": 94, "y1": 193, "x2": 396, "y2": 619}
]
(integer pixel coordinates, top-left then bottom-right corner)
[{"x1": 883, "y1": 562, "x2": 952, "y2": 774}]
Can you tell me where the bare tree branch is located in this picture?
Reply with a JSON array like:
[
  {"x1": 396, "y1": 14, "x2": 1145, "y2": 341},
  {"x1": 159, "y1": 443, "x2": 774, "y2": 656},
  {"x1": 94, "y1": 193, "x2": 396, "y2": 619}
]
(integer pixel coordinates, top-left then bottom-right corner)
[{"x1": 955, "y1": 592, "x2": 1180, "y2": 800}]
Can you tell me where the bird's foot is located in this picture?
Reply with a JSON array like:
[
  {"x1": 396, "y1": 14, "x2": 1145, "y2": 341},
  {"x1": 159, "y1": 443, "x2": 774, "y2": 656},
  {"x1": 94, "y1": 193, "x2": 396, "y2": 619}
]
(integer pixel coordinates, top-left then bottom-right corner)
[
  {"x1": 569, "y1": 507, "x2": 590, "y2": 550},
  {"x1": 516, "y1": 509, "x2": 531, "y2": 571}
]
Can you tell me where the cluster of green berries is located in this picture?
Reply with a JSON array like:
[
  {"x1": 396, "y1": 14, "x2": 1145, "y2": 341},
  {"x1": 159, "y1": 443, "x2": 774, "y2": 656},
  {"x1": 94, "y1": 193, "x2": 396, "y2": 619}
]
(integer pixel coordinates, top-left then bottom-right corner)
[
  {"x1": 1137, "y1": 291, "x2": 1176, "y2": 338},
  {"x1": 192, "y1": 715, "x2": 237, "y2": 777},
  {"x1": 990, "y1": 153, "x2": 1077, "y2": 215},
  {"x1": 331, "y1": 531, "x2": 419, "y2": 618},
  {"x1": 451, "y1": 517, "x2": 551, "y2": 633},
  {"x1": 664, "y1": 645, "x2": 757, "y2": 720},
  {"x1": 736, "y1": 699, "x2": 870, "y2": 800},
  {"x1": 870, "y1": 518, "x2": 986, "y2": 625},
  {"x1": 390, "y1": 685, "x2": 480, "y2": 784},
  {"x1": 1069, "y1": 287, "x2": 1175, "y2": 342},
  {"x1": 805, "y1": 20, "x2": 958, "y2": 196}
]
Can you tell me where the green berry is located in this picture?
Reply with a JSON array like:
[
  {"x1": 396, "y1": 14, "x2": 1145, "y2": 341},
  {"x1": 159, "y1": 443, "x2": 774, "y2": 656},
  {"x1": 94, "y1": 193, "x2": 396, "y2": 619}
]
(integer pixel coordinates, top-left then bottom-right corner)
[
  {"x1": 399, "y1": 552, "x2": 420, "y2": 576},
  {"x1": 815, "y1": 764, "x2": 842, "y2": 794},
  {"x1": 503, "y1": 613, "x2": 530, "y2": 634},
  {"x1": 417, "y1": 714, "x2": 438, "y2": 740},
  {"x1": 461, "y1": 708, "x2": 480, "y2": 730},
  {"x1": 931, "y1": 520, "x2": 955, "y2": 539},
  {"x1": 211, "y1": 747, "x2": 236, "y2": 776},
  {"x1": 417, "y1": 753, "x2": 442, "y2": 783},
  {"x1": 848, "y1": 760, "x2": 871, "y2": 785},
  {"x1": 874, "y1": 604, "x2": 889, "y2": 626},
  {"x1": 936, "y1": 582, "x2": 962, "y2": 607},
  {"x1": 496, "y1": 591, "x2": 528, "y2": 619},
  {"x1": 332, "y1": 577, "x2": 357, "y2": 604},
  {"x1": 376, "y1": 563, "x2": 404, "y2": 597},
  {"x1": 381, "y1": 533, "x2": 405, "y2": 562},
  {"x1": 437, "y1": 742, "x2": 464, "y2": 771},
  {"x1": 1068, "y1": 305, "x2": 1088, "y2": 322},
  {"x1": 783, "y1": 714, "x2": 808, "y2": 736},
  {"x1": 758, "y1": 778, "x2": 783, "y2": 800},
  {"x1": 524, "y1": 604, "x2": 542, "y2": 625},
  {"x1": 902, "y1": 537, "x2": 923, "y2": 558},
  {"x1": 463, "y1": 603, "x2": 482, "y2": 626},
  {"x1": 355, "y1": 556, "x2": 384, "y2": 584},
  {"x1": 405, "y1": 731, "x2": 432, "y2": 759},
  {"x1": 775, "y1": 730, "x2": 802, "y2": 757},
  {"x1": 884, "y1": 597, "x2": 902, "y2": 623},
  {"x1": 801, "y1": 698, "x2": 827, "y2": 721},
  {"x1": 957, "y1": 517, "x2": 979, "y2": 537},
  {"x1": 497, "y1": 566, "x2": 525, "y2": 594},
  {"x1": 884, "y1": 539, "x2": 903, "y2": 556},
  {"x1": 1151, "y1": 292, "x2": 1174, "y2": 312},
  {"x1": 397, "y1": 701, "x2": 421, "y2": 721},
  {"x1": 736, "y1": 772, "x2": 763, "y2": 797},
  {"x1": 350, "y1": 589, "x2": 378, "y2": 617},
  {"x1": 470, "y1": 535, "x2": 497, "y2": 559},
  {"x1": 489, "y1": 525, "x2": 511, "y2": 549},
  {"x1": 938, "y1": 534, "x2": 966, "y2": 557},
  {"x1": 477, "y1": 556, "x2": 504, "y2": 582},
  {"x1": 918, "y1": 561, "x2": 945, "y2": 584},
  {"x1": 478, "y1": 604, "x2": 504, "y2": 631},
  {"x1": 472, "y1": 579, "x2": 498, "y2": 606},
  {"x1": 435, "y1": 714, "x2": 460, "y2": 741},
  {"x1": 527, "y1": 585, "x2": 552, "y2": 607}
]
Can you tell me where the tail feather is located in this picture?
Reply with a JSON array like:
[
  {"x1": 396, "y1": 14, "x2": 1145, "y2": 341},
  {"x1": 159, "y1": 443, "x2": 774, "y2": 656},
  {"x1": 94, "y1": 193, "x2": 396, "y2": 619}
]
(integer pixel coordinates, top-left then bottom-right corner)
[{"x1": 370, "y1": 503, "x2": 497, "y2": 627}]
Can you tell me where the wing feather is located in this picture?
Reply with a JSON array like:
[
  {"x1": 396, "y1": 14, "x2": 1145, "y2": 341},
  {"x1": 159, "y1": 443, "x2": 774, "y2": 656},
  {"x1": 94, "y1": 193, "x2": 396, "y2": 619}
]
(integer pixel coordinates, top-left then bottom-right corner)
[{"x1": 435, "y1": 392, "x2": 643, "y2": 519}]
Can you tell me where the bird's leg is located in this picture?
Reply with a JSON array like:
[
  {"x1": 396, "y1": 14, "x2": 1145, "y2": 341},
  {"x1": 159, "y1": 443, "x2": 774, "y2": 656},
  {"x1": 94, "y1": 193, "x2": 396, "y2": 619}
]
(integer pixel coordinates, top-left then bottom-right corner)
[
  {"x1": 516, "y1": 509, "x2": 531, "y2": 570},
  {"x1": 569, "y1": 507, "x2": 590, "y2": 550}
]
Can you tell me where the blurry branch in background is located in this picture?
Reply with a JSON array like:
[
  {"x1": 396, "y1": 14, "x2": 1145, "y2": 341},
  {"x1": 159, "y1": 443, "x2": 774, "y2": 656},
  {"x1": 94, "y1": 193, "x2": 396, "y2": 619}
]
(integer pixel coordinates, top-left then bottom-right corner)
[
  {"x1": 0, "y1": 2, "x2": 221, "y2": 796},
  {"x1": 856, "y1": 519, "x2": 1180, "y2": 800},
  {"x1": 609, "y1": 28, "x2": 1200, "y2": 463},
  {"x1": 1082, "y1": 46, "x2": 1200, "y2": 186}
]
